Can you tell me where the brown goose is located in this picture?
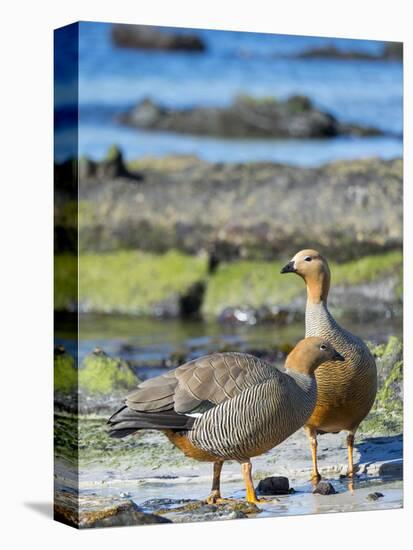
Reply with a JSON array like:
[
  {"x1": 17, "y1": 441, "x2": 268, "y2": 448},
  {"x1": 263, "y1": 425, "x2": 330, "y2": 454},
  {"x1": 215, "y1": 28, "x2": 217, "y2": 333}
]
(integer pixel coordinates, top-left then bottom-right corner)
[
  {"x1": 281, "y1": 249, "x2": 377, "y2": 481},
  {"x1": 108, "y1": 337, "x2": 343, "y2": 504}
]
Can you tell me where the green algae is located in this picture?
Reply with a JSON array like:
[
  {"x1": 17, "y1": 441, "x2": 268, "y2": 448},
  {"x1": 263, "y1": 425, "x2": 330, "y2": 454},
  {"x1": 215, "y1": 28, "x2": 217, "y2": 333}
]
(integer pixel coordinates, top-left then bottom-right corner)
[
  {"x1": 203, "y1": 251, "x2": 402, "y2": 316},
  {"x1": 361, "y1": 337, "x2": 403, "y2": 435},
  {"x1": 78, "y1": 249, "x2": 208, "y2": 315},
  {"x1": 79, "y1": 350, "x2": 138, "y2": 395},
  {"x1": 54, "y1": 249, "x2": 402, "y2": 317},
  {"x1": 54, "y1": 349, "x2": 77, "y2": 393}
]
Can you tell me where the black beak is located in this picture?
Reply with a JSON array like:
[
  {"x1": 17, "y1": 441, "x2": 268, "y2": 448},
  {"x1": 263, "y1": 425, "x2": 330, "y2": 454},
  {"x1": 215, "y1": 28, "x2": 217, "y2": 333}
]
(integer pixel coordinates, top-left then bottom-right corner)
[
  {"x1": 334, "y1": 351, "x2": 345, "y2": 362},
  {"x1": 281, "y1": 261, "x2": 296, "y2": 274}
]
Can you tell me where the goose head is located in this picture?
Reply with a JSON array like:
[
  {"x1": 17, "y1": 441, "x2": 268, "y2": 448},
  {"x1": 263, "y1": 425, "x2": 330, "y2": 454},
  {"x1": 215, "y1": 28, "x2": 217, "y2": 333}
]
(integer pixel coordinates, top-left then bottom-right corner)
[
  {"x1": 285, "y1": 336, "x2": 345, "y2": 376},
  {"x1": 281, "y1": 249, "x2": 331, "y2": 304}
]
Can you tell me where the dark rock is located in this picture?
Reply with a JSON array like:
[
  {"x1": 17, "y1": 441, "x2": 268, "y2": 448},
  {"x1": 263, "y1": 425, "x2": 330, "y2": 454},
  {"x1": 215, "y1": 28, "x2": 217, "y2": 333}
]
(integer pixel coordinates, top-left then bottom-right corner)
[
  {"x1": 112, "y1": 24, "x2": 205, "y2": 52},
  {"x1": 54, "y1": 492, "x2": 171, "y2": 528},
  {"x1": 295, "y1": 44, "x2": 380, "y2": 61},
  {"x1": 155, "y1": 498, "x2": 260, "y2": 522},
  {"x1": 366, "y1": 492, "x2": 384, "y2": 501},
  {"x1": 382, "y1": 42, "x2": 402, "y2": 60},
  {"x1": 95, "y1": 145, "x2": 143, "y2": 181},
  {"x1": 179, "y1": 281, "x2": 206, "y2": 319},
  {"x1": 313, "y1": 481, "x2": 337, "y2": 495},
  {"x1": 120, "y1": 95, "x2": 382, "y2": 139},
  {"x1": 257, "y1": 476, "x2": 291, "y2": 495},
  {"x1": 295, "y1": 42, "x2": 402, "y2": 62}
]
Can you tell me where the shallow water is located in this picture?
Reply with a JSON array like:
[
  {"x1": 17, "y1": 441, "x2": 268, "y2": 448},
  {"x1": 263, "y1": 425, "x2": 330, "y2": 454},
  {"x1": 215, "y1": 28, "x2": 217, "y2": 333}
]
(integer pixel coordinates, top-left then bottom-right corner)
[{"x1": 56, "y1": 313, "x2": 402, "y2": 369}]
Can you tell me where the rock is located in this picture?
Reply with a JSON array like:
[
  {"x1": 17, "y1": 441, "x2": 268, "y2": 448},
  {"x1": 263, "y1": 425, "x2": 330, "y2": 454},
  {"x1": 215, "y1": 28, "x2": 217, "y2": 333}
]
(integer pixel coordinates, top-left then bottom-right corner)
[
  {"x1": 295, "y1": 42, "x2": 402, "y2": 62},
  {"x1": 75, "y1": 156, "x2": 402, "y2": 261},
  {"x1": 79, "y1": 348, "x2": 139, "y2": 395},
  {"x1": 295, "y1": 44, "x2": 380, "y2": 61},
  {"x1": 120, "y1": 95, "x2": 382, "y2": 139},
  {"x1": 54, "y1": 491, "x2": 171, "y2": 528},
  {"x1": 313, "y1": 481, "x2": 337, "y2": 495},
  {"x1": 152, "y1": 498, "x2": 261, "y2": 523},
  {"x1": 95, "y1": 145, "x2": 142, "y2": 181},
  {"x1": 366, "y1": 492, "x2": 384, "y2": 501},
  {"x1": 378, "y1": 459, "x2": 403, "y2": 478},
  {"x1": 54, "y1": 347, "x2": 77, "y2": 394},
  {"x1": 256, "y1": 476, "x2": 291, "y2": 495},
  {"x1": 179, "y1": 281, "x2": 206, "y2": 319},
  {"x1": 382, "y1": 42, "x2": 402, "y2": 60},
  {"x1": 111, "y1": 24, "x2": 205, "y2": 52}
]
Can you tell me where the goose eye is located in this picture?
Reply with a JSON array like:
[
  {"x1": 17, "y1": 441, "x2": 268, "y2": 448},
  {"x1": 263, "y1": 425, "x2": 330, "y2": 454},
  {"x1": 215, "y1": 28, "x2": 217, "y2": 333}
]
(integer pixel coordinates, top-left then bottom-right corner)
[
  {"x1": 320, "y1": 344, "x2": 327, "y2": 351},
  {"x1": 304, "y1": 256, "x2": 312, "y2": 262}
]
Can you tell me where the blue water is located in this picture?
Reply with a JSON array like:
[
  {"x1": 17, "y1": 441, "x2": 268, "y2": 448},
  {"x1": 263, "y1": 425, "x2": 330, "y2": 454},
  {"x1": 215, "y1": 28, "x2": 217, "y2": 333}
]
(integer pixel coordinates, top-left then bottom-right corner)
[{"x1": 55, "y1": 22, "x2": 403, "y2": 166}]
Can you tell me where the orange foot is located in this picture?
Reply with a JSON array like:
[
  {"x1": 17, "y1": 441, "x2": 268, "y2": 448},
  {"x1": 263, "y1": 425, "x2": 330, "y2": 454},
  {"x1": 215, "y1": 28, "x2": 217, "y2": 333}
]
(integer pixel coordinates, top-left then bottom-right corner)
[
  {"x1": 205, "y1": 491, "x2": 234, "y2": 505},
  {"x1": 311, "y1": 472, "x2": 321, "y2": 485}
]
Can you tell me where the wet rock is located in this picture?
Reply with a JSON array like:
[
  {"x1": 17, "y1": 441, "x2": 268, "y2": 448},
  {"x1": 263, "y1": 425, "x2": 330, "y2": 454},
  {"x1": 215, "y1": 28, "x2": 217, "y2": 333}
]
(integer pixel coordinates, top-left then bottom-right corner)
[
  {"x1": 79, "y1": 348, "x2": 140, "y2": 396},
  {"x1": 120, "y1": 95, "x2": 381, "y2": 139},
  {"x1": 218, "y1": 306, "x2": 258, "y2": 325},
  {"x1": 313, "y1": 481, "x2": 337, "y2": 495},
  {"x1": 366, "y1": 492, "x2": 384, "y2": 501},
  {"x1": 54, "y1": 492, "x2": 172, "y2": 528},
  {"x1": 257, "y1": 476, "x2": 291, "y2": 495},
  {"x1": 154, "y1": 498, "x2": 260, "y2": 523},
  {"x1": 112, "y1": 24, "x2": 205, "y2": 52},
  {"x1": 378, "y1": 459, "x2": 403, "y2": 478}
]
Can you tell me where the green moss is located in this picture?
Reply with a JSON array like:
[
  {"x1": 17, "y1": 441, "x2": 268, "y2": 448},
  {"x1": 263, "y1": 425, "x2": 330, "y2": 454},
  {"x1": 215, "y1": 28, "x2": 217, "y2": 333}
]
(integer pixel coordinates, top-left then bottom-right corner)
[
  {"x1": 54, "y1": 350, "x2": 77, "y2": 393},
  {"x1": 78, "y1": 249, "x2": 208, "y2": 315},
  {"x1": 203, "y1": 260, "x2": 302, "y2": 316},
  {"x1": 330, "y1": 250, "x2": 402, "y2": 286},
  {"x1": 203, "y1": 251, "x2": 402, "y2": 317},
  {"x1": 79, "y1": 351, "x2": 138, "y2": 395},
  {"x1": 360, "y1": 337, "x2": 403, "y2": 435},
  {"x1": 54, "y1": 254, "x2": 77, "y2": 311},
  {"x1": 55, "y1": 249, "x2": 402, "y2": 317}
]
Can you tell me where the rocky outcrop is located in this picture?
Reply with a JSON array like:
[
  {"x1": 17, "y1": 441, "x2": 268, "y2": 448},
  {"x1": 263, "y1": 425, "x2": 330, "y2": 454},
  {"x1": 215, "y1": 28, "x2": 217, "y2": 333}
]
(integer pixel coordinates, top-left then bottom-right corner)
[
  {"x1": 111, "y1": 24, "x2": 205, "y2": 52},
  {"x1": 79, "y1": 146, "x2": 143, "y2": 181},
  {"x1": 295, "y1": 42, "x2": 403, "y2": 62},
  {"x1": 77, "y1": 156, "x2": 402, "y2": 260},
  {"x1": 120, "y1": 95, "x2": 381, "y2": 138},
  {"x1": 54, "y1": 492, "x2": 171, "y2": 528}
]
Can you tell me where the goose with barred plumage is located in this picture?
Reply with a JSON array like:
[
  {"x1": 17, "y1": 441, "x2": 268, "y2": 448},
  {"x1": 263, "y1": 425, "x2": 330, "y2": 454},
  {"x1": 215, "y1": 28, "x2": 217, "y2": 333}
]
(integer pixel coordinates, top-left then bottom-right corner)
[
  {"x1": 108, "y1": 337, "x2": 344, "y2": 504},
  {"x1": 281, "y1": 249, "x2": 377, "y2": 482}
]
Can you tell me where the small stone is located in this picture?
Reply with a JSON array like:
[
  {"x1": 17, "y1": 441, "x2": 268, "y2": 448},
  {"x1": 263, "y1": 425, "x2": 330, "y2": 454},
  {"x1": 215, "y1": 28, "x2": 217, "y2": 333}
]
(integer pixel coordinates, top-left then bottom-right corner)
[
  {"x1": 366, "y1": 492, "x2": 384, "y2": 501},
  {"x1": 120, "y1": 492, "x2": 131, "y2": 498},
  {"x1": 313, "y1": 481, "x2": 337, "y2": 495},
  {"x1": 257, "y1": 476, "x2": 291, "y2": 495}
]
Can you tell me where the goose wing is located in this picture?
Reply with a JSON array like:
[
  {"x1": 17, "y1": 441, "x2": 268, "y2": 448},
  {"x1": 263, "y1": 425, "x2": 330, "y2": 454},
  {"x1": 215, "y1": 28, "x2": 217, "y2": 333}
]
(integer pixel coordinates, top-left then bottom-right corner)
[{"x1": 126, "y1": 352, "x2": 278, "y2": 415}]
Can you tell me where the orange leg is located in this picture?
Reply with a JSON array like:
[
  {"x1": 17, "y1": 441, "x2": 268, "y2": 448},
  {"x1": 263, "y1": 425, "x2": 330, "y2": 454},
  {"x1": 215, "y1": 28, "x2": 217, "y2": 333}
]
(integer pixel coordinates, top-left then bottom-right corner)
[
  {"x1": 206, "y1": 461, "x2": 231, "y2": 504},
  {"x1": 306, "y1": 426, "x2": 321, "y2": 484},
  {"x1": 346, "y1": 432, "x2": 356, "y2": 478},
  {"x1": 241, "y1": 462, "x2": 279, "y2": 504}
]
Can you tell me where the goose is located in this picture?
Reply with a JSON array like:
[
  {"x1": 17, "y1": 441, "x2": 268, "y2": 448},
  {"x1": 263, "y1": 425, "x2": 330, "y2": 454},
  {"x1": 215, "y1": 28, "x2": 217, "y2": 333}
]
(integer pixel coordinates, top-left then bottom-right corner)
[
  {"x1": 108, "y1": 337, "x2": 344, "y2": 503},
  {"x1": 281, "y1": 249, "x2": 377, "y2": 482}
]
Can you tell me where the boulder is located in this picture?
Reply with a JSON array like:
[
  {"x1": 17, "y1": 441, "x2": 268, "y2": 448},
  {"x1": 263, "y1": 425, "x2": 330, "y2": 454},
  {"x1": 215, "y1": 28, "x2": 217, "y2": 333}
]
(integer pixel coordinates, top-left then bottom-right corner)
[
  {"x1": 313, "y1": 481, "x2": 337, "y2": 495},
  {"x1": 54, "y1": 492, "x2": 171, "y2": 528},
  {"x1": 256, "y1": 476, "x2": 292, "y2": 495},
  {"x1": 120, "y1": 95, "x2": 382, "y2": 138},
  {"x1": 112, "y1": 24, "x2": 205, "y2": 52}
]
